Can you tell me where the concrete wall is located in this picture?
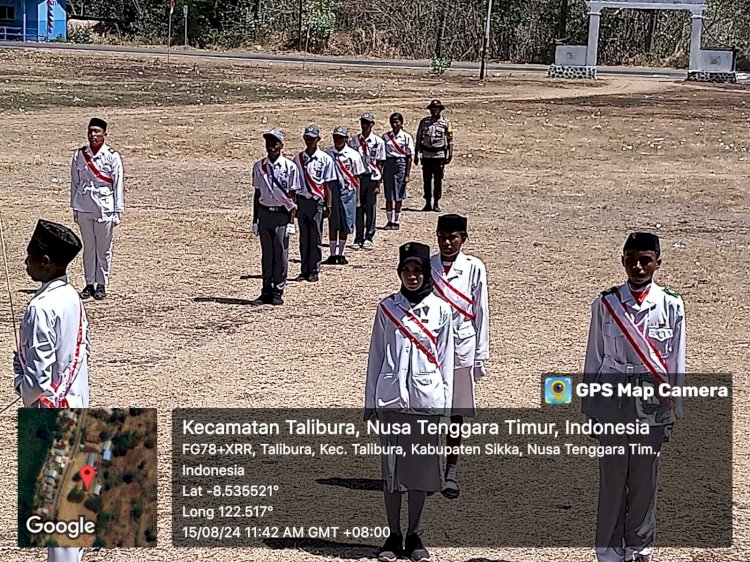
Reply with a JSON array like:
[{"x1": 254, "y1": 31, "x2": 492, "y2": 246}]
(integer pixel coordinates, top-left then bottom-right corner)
[
  {"x1": 555, "y1": 45, "x2": 588, "y2": 66},
  {"x1": 698, "y1": 49, "x2": 734, "y2": 73}
]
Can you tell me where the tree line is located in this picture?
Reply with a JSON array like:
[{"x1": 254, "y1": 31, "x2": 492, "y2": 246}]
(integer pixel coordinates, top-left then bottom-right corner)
[{"x1": 67, "y1": 0, "x2": 750, "y2": 66}]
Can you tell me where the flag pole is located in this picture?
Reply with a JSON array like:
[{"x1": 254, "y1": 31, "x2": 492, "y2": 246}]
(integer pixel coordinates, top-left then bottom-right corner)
[{"x1": 168, "y1": 0, "x2": 175, "y2": 64}]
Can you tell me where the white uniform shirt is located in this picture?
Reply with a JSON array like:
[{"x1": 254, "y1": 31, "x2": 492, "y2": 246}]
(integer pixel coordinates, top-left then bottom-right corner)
[
  {"x1": 15, "y1": 276, "x2": 90, "y2": 408},
  {"x1": 70, "y1": 143, "x2": 124, "y2": 217},
  {"x1": 382, "y1": 129, "x2": 415, "y2": 159},
  {"x1": 326, "y1": 145, "x2": 367, "y2": 190},
  {"x1": 252, "y1": 155, "x2": 301, "y2": 210},
  {"x1": 583, "y1": 282, "x2": 686, "y2": 421},
  {"x1": 294, "y1": 148, "x2": 336, "y2": 200},
  {"x1": 348, "y1": 132, "x2": 386, "y2": 181},
  {"x1": 365, "y1": 292, "x2": 454, "y2": 412},
  {"x1": 430, "y1": 252, "x2": 489, "y2": 368}
]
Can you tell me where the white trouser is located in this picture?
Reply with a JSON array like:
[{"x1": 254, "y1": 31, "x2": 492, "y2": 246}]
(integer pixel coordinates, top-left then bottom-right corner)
[
  {"x1": 76, "y1": 212, "x2": 114, "y2": 286},
  {"x1": 48, "y1": 547, "x2": 83, "y2": 562}
]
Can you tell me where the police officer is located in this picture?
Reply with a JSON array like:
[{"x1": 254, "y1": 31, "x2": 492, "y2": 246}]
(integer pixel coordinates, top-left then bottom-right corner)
[
  {"x1": 294, "y1": 124, "x2": 337, "y2": 282},
  {"x1": 70, "y1": 117, "x2": 124, "y2": 300},
  {"x1": 251, "y1": 129, "x2": 301, "y2": 305},
  {"x1": 414, "y1": 100, "x2": 453, "y2": 212},
  {"x1": 349, "y1": 112, "x2": 386, "y2": 250},
  {"x1": 583, "y1": 232, "x2": 686, "y2": 562}
]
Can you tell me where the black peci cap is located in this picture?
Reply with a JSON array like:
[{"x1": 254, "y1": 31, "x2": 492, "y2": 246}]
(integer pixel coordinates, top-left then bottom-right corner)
[
  {"x1": 437, "y1": 214, "x2": 467, "y2": 233},
  {"x1": 623, "y1": 232, "x2": 660, "y2": 254},
  {"x1": 29, "y1": 219, "x2": 82, "y2": 265}
]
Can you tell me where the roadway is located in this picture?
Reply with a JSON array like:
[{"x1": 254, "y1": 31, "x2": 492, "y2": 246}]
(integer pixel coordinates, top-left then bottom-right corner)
[{"x1": 0, "y1": 40, "x2": 691, "y2": 79}]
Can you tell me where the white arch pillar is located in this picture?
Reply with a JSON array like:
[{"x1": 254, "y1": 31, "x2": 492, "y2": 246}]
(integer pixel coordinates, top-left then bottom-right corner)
[{"x1": 586, "y1": 8, "x2": 602, "y2": 67}]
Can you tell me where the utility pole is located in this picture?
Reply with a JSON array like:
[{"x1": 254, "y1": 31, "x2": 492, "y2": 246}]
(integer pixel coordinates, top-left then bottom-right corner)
[
  {"x1": 183, "y1": 4, "x2": 188, "y2": 46},
  {"x1": 434, "y1": 0, "x2": 448, "y2": 59},
  {"x1": 297, "y1": 0, "x2": 304, "y2": 51},
  {"x1": 479, "y1": 0, "x2": 493, "y2": 81}
]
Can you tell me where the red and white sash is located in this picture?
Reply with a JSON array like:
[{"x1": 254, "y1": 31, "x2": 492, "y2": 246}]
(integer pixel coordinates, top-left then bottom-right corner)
[
  {"x1": 34, "y1": 304, "x2": 84, "y2": 408},
  {"x1": 334, "y1": 155, "x2": 359, "y2": 189},
  {"x1": 601, "y1": 289, "x2": 670, "y2": 388},
  {"x1": 432, "y1": 270, "x2": 475, "y2": 321},
  {"x1": 81, "y1": 149, "x2": 114, "y2": 185},
  {"x1": 297, "y1": 152, "x2": 325, "y2": 199},
  {"x1": 386, "y1": 132, "x2": 407, "y2": 156},
  {"x1": 380, "y1": 296, "x2": 439, "y2": 367}
]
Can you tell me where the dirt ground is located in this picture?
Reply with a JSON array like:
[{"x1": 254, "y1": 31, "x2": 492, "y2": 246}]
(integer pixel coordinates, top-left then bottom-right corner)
[{"x1": 0, "y1": 49, "x2": 748, "y2": 561}]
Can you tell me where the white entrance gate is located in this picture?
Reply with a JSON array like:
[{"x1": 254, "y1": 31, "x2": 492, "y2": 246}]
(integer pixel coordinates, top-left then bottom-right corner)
[{"x1": 548, "y1": 0, "x2": 736, "y2": 82}]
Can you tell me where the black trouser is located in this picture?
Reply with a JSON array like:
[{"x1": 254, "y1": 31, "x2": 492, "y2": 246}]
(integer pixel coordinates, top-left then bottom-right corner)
[
  {"x1": 297, "y1": 197, "x2": 324, "y2": 276},
  {"x1": 259, "y1": 206, "x2": 290, "y2": 296},
  {"x1": 422, "y1": 158, "x2": 445, "y2": 203},
  {"x1": 355, "y1": 175, "x2": 378, "y2": 244}
]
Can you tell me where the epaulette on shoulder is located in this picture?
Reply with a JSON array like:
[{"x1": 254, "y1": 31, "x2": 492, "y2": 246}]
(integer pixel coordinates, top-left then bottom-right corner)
[
  {"x1": 600, "y1": 286, "x2": 618, "y2": 297},
  {"x1": 79, "y1": 145, "x2": 87, "y2": 151},
  {"x1": 663, "y1": 287, "x2": 681, "y2": 298},
  {"x1": 107, "y1": 146, "x2": 116, "y2": 153}
]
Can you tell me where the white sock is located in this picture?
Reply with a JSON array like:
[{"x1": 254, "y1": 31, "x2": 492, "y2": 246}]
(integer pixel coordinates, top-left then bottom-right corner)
[
  {"x1": 387, "y1": 211, "x2": 394, "y2": 223},
  {"x1": 446, "y1": 464, "x2": 458, "y2": 481},
  {"x1": 395, "y1": 213, "x2": 401, "y2": 224},
  {"x1": 337, "y1": 240, "x2": 347, "y2": 255},
  {"x1": 330, "y1": 241, "x2": 337, "y2": 256}
]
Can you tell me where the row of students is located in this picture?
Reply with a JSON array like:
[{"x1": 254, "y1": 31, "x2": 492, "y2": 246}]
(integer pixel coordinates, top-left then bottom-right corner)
[
  {"x1": 365, "y1": 230, "x2": 685, "y2": 562},
  {"x1": 250, "y1": 114, "x2": 415, "y2": 304}
]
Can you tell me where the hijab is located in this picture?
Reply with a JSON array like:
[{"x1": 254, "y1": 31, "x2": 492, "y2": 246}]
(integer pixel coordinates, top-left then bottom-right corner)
[{"x1": 397, "y1": 242, "x2": 433, "y2": 305}]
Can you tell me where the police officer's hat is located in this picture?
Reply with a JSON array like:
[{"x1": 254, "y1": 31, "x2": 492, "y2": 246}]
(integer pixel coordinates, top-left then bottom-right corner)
[
  {"x1": 427, "y1": 100, "x2": 445, "y2": 110},
  {"x1": 303, "y1": 124, "x2": 320, "y2": 139},
  {"x1": 623, "y1": 232, "x2": 660, "y2": 255},
  {"x1": 398, "y1": 242, "x2": 430, "y2": 268},
  {"x1": 360, "y1": 112, "x2": 376, "y2": 123},
  {"x1": 29, "y1": 219, "x2": 82, "y2": 266},
  {"x1": 332, "y1": 125, "x2": 349, "y2": 138},
  {"x1": 437, "y1": 214, "x2": 467, "y2": 233},
  {"x1": 263, "y1": 129, "x2": 285, "y2": 144}
]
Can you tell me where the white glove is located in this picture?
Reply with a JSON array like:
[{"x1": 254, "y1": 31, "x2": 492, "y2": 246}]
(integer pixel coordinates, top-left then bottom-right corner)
[
  {"x1": 112, "y1": 212, "x2": 121, "y2": 226},
  {"x1": 285, "y1": 223, "x2": 296, "y2": 237},
  {"x1": 473, "y1": 361, "x2": 486, "y2": 383},
  {"x1": 13, "y1": 352, "x2": 23, "y2": 377},
  {"x1": 251, "y1": 223, "x2": 259, "y2": 237}
]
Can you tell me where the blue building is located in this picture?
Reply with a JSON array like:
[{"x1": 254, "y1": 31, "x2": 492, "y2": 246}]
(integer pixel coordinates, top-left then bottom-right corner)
[{"x1": 0, "y1": 0, "x2": 66, "y2": 41}]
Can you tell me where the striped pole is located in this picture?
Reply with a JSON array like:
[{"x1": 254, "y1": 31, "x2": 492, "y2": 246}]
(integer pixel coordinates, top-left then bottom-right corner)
[{"x1": 47, "y1": 0, "x2": 54, "y2": 39}]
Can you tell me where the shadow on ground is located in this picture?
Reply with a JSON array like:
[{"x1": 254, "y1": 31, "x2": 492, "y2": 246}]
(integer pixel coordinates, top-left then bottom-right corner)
[
  {"x1": 193, "y1": 296, "x2": 256, "y2": 305},
  {"x1": 263, "y1": 537, "x2": 379, "y2": 559},
  {"x1": 316, "y1": 477, "x2": 382, "y2": 491}
]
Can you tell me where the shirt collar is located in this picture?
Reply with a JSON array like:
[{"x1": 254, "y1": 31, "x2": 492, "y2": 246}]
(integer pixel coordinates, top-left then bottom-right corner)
[
  {"x1": 620, "y1": 280, "x2": 660, "y2": 311},
  {"x1": 88, "y1": 143, "x2": 108, "y2": 157},
  {"x1": 36, "y1": 275, "x2": 68, "y2": 297}
]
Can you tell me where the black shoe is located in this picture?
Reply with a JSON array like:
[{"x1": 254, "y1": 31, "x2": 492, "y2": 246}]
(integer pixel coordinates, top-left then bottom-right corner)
[
  {"x1": 432, "y1": 203, "x2": 441, "y2": 212},
  {"x1": 421, "y1": 203, "x2": 432, "y2": 212},
  {"x1": 79, "y1": 285, "x2": 95, "y2": 300},
  {"x1": 393, "y1": 223, "x2": 400, "y2": 230},
  {"x1": 377, "y1": 533, "x2": 403, "y2": 562},
  {"x1": 294, "y1": 273, "x2": 308, "y2": 282},
  {"x1": 384, "y1": 222, "x2": 395, "y2": 231},
  {"x1": 308, "y1": 273, "x2": 319, "y2": 282},
  {"x1": 251, "y1": 294, "x2": 273, "y2": 305},
  {"x1": 338, "y1": 255, "x2": 349, "y2": 265},
  {"x1": 404, "y1": 534, "x2": 431, "y2": 562},
  {"x1": 323, "y1": 255, "x2": 338, "y2": 265},
  {"x1": 93, "y1": 285, "x2": 106, "y2": 300},
  {"x1": 272, "y1": 294, "x2": 284, "y2": 306}
]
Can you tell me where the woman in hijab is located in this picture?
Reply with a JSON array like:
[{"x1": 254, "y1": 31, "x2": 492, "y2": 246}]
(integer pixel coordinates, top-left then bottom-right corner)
[{"x1": 365, "y1": 242, "x2": 455, "y2": 562}]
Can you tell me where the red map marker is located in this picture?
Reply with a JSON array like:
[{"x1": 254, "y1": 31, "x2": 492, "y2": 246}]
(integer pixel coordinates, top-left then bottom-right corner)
[{"x1": 79, "y1": 465, "x2": 95, "y2": 491}]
